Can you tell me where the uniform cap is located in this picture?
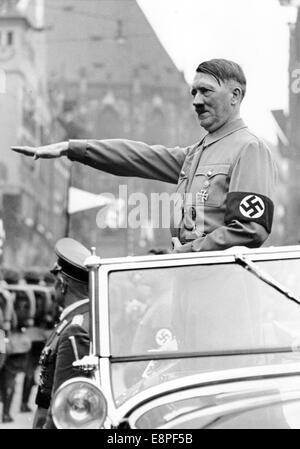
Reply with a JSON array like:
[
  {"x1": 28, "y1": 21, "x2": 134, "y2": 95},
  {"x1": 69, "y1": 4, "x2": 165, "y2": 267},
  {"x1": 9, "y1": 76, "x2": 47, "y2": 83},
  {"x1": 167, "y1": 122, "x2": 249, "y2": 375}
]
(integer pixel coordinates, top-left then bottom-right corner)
[
  {"x1": 2, "y1": 267, "x2": 20, "y2": 284},
  {"x1": 24, "y1": 268, "x2": 41, "y2": 284},
  {"x1": 52, "y1": 238, "x2": 91, "y2": 284}
]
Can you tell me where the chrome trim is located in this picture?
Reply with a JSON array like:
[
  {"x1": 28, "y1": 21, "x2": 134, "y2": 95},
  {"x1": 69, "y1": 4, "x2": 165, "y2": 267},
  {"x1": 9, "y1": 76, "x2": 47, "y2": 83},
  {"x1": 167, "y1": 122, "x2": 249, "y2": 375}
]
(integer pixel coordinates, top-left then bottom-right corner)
[
  {"x1": 85, "y1": 250, "x2": 101, "y2": 354},
  {"x1": 89, "y1": 268, "x2": 98, "y2": 353},
  {"x1": 127, "y1": 375, "x2": 300, "y2": 428},
  {"x1": 108, "y1": 346, "x2": 298, "y2": 363},
  {"x1": 157, "y1": 389, "x2": 300, "y2": 429},
  {"x1": 112, "y1": 362, "x2": 300, "y2": 424},
  {"x1": 94, "y1": 248, "x2": 300, "y2": 282},
  {"x1": 98, "y1": 357, "x2": 118, "y2": 429},
  {"x1": 97, "y1": 269, "x2": 110, "y2": 357},
  {"x1": 84, "y1": 246, "x2": 101, "y2": 355},
  {"x1": 84, "y1": 245, "x2": 300, "y2": 267},
  {"x1": 72, "y1": 354, "x2": 98, "y2": 372}
]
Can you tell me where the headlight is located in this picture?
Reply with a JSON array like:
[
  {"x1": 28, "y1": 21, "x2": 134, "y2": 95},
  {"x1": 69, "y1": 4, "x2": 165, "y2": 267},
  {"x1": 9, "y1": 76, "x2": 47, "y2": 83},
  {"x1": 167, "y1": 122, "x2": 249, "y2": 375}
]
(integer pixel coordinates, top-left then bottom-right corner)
[{"x1": 52, "y1": 378, "x2": 107, "y2": 429}]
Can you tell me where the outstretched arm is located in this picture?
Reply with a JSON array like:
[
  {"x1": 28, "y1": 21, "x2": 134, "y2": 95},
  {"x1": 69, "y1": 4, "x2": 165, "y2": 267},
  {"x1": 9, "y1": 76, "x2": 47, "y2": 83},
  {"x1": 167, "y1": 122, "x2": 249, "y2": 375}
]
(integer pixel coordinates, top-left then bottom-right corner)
[{"x1": 12, "y1": 139, "x2": 189, "y2": 184}]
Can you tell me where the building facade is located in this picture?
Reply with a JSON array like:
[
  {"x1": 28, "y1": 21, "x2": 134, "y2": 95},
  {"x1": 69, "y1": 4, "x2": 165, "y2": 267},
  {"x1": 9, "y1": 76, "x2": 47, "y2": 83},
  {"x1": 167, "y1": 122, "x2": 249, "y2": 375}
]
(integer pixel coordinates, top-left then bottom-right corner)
[{"x1": 0, "y1": 0, "x2": 69, "y2": 268}]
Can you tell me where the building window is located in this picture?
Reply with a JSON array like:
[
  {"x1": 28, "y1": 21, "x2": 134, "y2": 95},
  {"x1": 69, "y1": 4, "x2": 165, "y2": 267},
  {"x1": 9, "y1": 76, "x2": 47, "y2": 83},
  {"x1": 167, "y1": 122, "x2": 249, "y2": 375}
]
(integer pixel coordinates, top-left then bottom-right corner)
[
  {"x1": 7, "y1": 31, "x2": 14, "y2": 46},
  {"x1": 0, "y1": 30, "x2": 14, "y2": 46}
]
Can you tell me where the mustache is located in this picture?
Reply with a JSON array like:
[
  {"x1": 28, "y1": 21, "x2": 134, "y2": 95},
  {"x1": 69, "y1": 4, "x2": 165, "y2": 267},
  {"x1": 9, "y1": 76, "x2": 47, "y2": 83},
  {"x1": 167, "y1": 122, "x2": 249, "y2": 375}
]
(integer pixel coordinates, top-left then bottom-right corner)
[{"x1": 194, "y1": 106, "x2": 207, "y2": 114}]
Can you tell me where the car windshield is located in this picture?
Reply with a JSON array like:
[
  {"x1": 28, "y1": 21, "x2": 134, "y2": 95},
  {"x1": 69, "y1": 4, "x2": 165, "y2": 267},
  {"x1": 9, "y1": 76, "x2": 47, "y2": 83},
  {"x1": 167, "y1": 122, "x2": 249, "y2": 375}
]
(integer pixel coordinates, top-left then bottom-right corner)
[{"x1": 108, "y1": 258, "x2": 300, "y2": 401}]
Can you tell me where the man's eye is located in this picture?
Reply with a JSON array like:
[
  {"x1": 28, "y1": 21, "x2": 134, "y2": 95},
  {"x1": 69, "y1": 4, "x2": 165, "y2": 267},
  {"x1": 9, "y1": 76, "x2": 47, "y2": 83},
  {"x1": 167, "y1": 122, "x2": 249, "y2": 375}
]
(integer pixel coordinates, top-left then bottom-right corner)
[{"x1": 191, "y1": 89, "x2": 197, "y2": 97}]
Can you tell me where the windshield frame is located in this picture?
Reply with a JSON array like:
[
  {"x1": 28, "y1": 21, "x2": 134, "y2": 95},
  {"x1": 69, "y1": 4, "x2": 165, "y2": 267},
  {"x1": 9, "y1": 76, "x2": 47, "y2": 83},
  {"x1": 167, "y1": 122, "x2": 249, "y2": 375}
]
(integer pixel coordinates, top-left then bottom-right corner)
[{"x1": 94, "y1": 245, "x2": 300, "y2": 360}]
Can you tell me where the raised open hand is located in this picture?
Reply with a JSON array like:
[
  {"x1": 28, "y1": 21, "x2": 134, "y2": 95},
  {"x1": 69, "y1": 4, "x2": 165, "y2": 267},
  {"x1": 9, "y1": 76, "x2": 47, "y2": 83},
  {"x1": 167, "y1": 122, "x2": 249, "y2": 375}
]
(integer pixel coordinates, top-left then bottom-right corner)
[
  {"x1": 11, "y1": 146, "x2": 37, "y2": 157},
  {"x1": 11, "y1": 142, "x2": 69, "y2": 159}
]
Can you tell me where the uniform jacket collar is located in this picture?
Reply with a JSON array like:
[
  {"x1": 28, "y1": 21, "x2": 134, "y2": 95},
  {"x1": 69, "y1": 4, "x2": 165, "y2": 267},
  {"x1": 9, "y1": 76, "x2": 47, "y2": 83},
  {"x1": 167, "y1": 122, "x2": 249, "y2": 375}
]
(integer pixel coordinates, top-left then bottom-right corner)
[
  {"x1": 203, "y1": 118, "x2": 247, "y2": 148},
  {"x1": 60, "y1": 298, "x2": 89, "y2": 321}
]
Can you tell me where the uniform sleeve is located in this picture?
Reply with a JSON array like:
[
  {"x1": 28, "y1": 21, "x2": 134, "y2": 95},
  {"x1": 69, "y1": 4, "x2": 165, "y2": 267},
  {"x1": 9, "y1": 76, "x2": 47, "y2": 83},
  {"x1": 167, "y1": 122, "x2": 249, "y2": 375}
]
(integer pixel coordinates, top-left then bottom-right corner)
[
  {"x1": 43, "y1": 324, "x2": 90, "y2": 429},
  {"x1": 68, "y1": 139, "x2": 188, "y2": 184},
  {"x1": 176, "y1": 140, "x2": 278, "y2": 253}
]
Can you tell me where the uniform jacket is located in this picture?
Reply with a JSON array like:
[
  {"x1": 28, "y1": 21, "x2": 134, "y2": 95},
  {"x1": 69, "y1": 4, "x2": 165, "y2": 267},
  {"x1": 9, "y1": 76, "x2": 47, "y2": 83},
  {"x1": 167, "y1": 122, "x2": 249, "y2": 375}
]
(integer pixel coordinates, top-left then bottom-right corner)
[
  {"x1": 34, "y1": 298, "x2": 90, "y2": 429},
  {"x1": 68, "y1": 118, "x2": 277, "y2": 252}
]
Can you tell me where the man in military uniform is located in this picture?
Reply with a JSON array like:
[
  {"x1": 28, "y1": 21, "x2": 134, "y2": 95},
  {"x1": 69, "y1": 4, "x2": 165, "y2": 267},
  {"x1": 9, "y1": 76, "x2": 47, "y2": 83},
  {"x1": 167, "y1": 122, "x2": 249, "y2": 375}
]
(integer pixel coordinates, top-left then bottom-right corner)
[
  {"x1": 20, "y1": 268, "x2": 42, "y2": 413},
  {"x1": 12, "y1": 58, "x2": 277, "y2": 252},
  {"x1": 0, "y1": 268, "x2": 33, "y2": 423},
  {"x1": 0, "y1": 277, "x2": 14, "y2": 370},
  {"x1": 32, "y1": 238, "x2": 90, "y2": 429}
]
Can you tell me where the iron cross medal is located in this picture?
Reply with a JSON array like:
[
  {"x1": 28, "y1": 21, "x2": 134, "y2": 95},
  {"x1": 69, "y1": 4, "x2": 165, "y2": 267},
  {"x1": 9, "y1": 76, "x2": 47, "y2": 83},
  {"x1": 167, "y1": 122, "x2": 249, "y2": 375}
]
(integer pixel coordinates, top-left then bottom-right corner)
[{"x1": 197, "y1": 189, "x2": 209, "y2": 203}]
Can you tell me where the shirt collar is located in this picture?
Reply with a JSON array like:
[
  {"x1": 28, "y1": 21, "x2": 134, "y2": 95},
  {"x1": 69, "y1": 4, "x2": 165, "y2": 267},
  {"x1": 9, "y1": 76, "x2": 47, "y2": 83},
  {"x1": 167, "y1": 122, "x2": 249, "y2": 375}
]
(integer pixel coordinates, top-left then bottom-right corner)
[
  {"x1": 203, "y1": 118, "x2": 247, "y2": 148},
  {"x1": 60, "y1": 298, "x2": 89, "y2": 321}
]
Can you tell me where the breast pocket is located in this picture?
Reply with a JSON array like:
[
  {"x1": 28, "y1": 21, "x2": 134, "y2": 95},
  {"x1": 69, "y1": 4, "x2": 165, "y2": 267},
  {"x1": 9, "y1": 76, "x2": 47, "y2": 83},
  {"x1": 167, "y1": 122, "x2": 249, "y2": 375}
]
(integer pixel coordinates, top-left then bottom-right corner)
[{"x1": 193, "y1": 164, "x2": 231, "y2": 207}]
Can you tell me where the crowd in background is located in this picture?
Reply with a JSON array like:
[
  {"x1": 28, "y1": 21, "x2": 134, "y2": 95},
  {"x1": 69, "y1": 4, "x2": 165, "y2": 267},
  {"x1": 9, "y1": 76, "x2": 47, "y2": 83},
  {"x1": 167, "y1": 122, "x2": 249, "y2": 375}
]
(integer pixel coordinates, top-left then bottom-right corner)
[{"x1": 0, "y1": 266, "x2": 57, "y2": 424}]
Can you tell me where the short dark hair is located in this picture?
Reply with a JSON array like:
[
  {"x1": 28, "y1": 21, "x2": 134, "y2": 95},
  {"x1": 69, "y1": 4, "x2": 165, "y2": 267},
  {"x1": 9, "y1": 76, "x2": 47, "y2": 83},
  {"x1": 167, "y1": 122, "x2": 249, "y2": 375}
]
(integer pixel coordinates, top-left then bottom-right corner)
[{"x1": 196, "y1": 59, "x2": 247, "y2": 100}]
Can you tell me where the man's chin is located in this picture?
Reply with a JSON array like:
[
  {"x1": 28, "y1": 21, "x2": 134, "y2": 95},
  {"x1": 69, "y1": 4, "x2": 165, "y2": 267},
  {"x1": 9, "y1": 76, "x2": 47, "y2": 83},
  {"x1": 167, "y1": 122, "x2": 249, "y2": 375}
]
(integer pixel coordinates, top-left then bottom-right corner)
[
  {"x1": 198, "y1": 117, "x2": 212, "y2": 131},
  {"x1": 198, "y1": 117, "x2": 225, "y2": 133}
]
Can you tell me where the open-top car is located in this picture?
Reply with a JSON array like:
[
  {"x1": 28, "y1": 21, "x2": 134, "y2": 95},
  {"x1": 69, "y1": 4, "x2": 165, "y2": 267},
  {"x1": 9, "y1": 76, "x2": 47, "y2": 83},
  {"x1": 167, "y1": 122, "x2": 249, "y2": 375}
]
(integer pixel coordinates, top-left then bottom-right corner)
[{"x1": 51, "y1": 245, "x2": 300, "y2": 429}]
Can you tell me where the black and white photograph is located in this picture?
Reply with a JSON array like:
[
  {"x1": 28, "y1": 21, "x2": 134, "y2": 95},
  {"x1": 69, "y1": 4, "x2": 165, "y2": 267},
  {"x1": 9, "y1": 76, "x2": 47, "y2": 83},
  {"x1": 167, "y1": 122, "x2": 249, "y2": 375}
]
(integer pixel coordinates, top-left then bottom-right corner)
[{"x1": 0, "y1": 0, "x2": 299, "y2": 432}]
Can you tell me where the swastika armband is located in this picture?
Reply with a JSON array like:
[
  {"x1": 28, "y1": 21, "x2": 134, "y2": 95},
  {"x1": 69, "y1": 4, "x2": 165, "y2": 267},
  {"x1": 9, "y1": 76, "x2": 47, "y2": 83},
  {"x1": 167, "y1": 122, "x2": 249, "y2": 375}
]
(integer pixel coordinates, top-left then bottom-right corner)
[{"x1": 224, "y1": 192, "x2": 274, "y2": 233}]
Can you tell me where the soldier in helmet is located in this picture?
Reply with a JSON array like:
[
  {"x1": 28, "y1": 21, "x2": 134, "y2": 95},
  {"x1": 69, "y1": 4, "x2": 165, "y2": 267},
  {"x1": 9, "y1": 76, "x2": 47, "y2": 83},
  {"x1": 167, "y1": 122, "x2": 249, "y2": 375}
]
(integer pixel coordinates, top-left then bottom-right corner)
[
  {"x1": 23, "y1": 268, "x2": 41, "y2": 286},
  {"x1": 32, "y1": 238, "x2": 91, "y2": 429},
  {"x1": 2, "y1": 267, "x2": 21, "y2": 286}
]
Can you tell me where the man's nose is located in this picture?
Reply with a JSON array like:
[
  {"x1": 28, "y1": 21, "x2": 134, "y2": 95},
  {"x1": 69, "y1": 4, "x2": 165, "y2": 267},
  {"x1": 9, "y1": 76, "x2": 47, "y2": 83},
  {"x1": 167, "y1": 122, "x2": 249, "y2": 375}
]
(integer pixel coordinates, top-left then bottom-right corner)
[{"x1": 193, "y1": 92, "x2": 205, "y2": 106}]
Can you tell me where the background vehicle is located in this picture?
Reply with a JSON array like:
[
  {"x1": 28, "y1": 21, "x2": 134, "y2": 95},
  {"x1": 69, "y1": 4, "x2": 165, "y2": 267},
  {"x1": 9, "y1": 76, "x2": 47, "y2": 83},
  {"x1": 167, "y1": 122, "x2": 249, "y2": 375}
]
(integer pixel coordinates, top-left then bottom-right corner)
[{"x1": 51, "y1": 245, "x2": 300, "y2": 429}]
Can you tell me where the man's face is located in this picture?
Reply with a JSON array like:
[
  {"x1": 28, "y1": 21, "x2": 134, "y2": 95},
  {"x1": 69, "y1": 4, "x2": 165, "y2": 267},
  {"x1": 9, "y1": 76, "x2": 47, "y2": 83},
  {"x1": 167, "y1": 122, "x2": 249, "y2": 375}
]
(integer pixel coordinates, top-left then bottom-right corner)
[
  {"x1": 54, "y1": 274, "x2": 65, "y2": 308},
  {"x1": 191, "y1": 72, "x2": 236, "y2": 133}
]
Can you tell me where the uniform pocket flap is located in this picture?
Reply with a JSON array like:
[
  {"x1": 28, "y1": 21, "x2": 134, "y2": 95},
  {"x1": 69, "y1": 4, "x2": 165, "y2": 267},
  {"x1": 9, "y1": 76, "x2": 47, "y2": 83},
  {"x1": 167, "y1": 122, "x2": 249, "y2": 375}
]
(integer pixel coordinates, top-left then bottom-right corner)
[{"x1": 195, "y1": 164, "x2": 231, "y2": 177}]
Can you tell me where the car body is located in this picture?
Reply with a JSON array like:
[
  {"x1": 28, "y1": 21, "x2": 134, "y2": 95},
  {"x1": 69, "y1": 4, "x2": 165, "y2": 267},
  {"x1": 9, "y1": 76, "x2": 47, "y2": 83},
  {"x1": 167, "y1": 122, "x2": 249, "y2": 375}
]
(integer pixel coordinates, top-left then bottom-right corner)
[{"x1": 51, "y1": 245, "x2": 300, "y2": 429}]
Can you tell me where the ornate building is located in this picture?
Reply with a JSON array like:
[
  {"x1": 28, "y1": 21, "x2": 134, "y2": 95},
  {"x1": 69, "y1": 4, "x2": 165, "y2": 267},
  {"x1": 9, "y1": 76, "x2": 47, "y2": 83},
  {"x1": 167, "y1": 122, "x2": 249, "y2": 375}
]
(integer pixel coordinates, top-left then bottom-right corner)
[{"x1": 0, "y1": 0, "x2": 69, "y2": 267}]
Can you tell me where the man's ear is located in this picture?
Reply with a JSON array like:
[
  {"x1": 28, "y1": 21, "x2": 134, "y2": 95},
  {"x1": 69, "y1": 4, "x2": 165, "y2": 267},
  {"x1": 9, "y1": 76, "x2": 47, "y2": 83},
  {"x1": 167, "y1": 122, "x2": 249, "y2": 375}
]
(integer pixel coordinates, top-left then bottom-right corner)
[
  {"x1": 57, "y1": 274, "x2": 68, "y2": 295},
  {"x1": 61, "y1": 278, "x2": 68, "y2": 295},
  {"x1": 231, "y1": 86, "x2": 242, "y2": 105}
]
